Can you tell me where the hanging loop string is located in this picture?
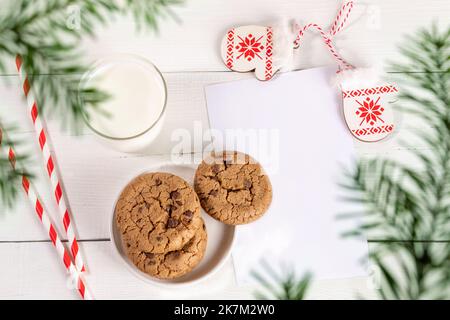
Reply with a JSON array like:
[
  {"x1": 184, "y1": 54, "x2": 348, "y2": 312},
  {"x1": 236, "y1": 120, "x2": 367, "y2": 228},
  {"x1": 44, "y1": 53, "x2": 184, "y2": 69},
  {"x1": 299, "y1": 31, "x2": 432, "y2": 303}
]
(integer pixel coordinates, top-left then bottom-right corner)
[{"x1": 293, "y1": 1, "x2": 355, "y2": 71}]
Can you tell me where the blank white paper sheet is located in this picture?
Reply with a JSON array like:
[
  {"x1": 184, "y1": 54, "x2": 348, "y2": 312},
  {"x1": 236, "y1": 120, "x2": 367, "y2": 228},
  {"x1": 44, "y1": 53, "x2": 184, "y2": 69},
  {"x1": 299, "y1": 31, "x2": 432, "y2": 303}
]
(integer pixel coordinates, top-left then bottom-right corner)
[{"x1": 205, "y1": 67, "x2": 368, "y2": 284}]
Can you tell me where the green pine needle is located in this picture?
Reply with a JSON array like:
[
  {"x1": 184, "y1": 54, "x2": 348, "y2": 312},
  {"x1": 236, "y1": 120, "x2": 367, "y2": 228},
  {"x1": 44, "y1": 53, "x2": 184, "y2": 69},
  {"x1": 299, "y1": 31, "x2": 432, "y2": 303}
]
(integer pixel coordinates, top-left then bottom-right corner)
[
  {"x1": 124, "y1": 0, "x2": 183, "y2": 32},
  {"x1": 251, "y1": 260, "x2": 312, "y2": 300},
  {"x1": 340, "y1": 23, "x2": 450, "y2": 299},
  {"x1": 0, "y1": 125, "x2": 34, "y2": 209}
]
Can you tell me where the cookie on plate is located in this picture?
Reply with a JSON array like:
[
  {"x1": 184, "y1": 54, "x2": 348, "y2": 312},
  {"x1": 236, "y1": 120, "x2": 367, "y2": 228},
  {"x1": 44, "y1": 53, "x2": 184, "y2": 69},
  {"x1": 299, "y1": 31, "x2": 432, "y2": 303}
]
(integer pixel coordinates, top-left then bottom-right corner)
[
  {"x1": 194, "y1": 151, "x2": 272, "y2": 225},
  {"x1": 115, "y1": 172, "x2": 203, "y2": 253},
  {"x1": 125, "y1": 221, "x2": 208, "y2": 279}
]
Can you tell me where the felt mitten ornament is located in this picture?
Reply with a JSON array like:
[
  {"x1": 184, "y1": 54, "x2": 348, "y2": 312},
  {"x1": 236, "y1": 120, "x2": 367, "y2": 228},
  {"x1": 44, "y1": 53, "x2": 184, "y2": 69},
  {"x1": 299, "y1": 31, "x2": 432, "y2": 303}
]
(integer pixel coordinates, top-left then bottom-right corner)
[
  {"x1": 336, "y1": 68, "x2": 398, "y2": 142},
  {"x1": 220, "y1": 23, "x2": 294, "y2": 81}
]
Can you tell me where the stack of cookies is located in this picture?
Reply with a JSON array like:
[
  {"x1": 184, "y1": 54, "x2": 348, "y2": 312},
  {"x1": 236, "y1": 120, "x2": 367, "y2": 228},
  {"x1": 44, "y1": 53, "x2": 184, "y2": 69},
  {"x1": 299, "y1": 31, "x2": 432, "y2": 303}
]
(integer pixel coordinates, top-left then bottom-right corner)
[
  {"x1": 115, "y1": 151, "x2": 272, "y2": 280},
  {"x1": 115, "y1": 173, "x2": 207, "y2": 279}
]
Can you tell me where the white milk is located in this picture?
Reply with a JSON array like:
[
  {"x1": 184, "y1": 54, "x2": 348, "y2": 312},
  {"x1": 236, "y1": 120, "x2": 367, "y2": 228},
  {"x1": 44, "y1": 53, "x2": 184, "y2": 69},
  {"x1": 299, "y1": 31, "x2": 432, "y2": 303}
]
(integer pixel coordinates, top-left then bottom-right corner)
[{"x1": 84, "y1": 55, "x2": 167, "y2": 152}]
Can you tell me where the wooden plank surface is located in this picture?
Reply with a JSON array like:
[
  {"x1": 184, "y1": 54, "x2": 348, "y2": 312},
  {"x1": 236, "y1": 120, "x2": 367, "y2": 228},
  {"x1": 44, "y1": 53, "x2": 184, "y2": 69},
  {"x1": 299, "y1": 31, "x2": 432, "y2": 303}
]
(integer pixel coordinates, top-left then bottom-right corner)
[
  {"x1": 0, "y1": 0, "x2": 448, "y2": 299},
  {"x1": 0, "y1": 0, "x2": 448, "y2": 74},
  {"x1": 0, "y1": 240, "x2": 378, "y2": 300}
]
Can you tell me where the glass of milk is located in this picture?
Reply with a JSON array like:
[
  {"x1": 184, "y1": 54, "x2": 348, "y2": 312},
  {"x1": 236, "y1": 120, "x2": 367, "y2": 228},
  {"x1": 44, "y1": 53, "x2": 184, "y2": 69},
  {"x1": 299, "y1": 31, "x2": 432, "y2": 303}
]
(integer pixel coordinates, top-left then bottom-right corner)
[{"x1": 81, "y1": 54, "x2": 167, "y2": 153}]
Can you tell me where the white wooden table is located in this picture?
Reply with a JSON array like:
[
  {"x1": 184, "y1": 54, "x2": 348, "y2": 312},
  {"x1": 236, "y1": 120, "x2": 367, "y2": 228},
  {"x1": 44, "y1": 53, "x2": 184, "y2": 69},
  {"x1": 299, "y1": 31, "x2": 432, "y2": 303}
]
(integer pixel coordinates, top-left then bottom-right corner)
[{"x1": 0, "y1": 0, "x2": 448, "y2": 299}]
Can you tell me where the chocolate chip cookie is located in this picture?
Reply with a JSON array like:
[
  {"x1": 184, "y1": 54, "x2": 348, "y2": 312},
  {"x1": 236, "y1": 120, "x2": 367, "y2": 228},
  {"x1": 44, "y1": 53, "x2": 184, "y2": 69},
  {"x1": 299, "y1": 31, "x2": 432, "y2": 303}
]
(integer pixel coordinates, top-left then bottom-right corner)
[
  {"x1": 194, "y1": 151, "x2": 272, "y2": 225},
  {"x1": 115, "y1": 172, "x2": 203, "y2": 253},
  {"x1": 125, "y1": 221, "x2": 208, "y2": 279}
]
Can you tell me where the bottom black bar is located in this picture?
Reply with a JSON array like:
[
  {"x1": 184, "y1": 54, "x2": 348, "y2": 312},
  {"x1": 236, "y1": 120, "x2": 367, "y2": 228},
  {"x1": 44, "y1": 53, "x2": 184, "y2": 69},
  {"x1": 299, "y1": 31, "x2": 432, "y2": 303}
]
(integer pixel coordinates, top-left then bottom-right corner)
[{"x1": 1, "y1": 300, "x2": 447, "y2": 318}]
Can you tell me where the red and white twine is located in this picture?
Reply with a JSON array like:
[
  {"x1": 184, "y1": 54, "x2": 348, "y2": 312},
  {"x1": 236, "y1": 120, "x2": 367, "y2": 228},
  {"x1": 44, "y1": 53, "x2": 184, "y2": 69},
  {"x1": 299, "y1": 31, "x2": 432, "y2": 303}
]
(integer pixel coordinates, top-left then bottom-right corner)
[
  {"x1": 15, "y1": 55, "x2": 86, "y2": 273},
  {"x1": 294, "y1": 1, "x2": 354, "y2": 71},
  {"x1": 0, "y1": 130, "x2": 92, "y2": 300}
]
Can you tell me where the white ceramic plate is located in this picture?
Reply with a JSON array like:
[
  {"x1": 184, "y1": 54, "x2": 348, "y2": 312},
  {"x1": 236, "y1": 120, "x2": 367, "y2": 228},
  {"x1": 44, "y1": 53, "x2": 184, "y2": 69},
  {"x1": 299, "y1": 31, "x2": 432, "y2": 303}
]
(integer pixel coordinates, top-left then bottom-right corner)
[{"x1": 110, "y1": 163, "x2": 236, "y2": 287}]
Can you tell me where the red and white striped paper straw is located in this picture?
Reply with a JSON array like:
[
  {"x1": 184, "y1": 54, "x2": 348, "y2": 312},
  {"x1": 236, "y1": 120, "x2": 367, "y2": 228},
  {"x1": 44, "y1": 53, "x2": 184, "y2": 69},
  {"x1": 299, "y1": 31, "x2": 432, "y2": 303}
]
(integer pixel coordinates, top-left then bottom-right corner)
[
  {"x1": 15, "y1": 55, "x2": 86, "y2": 273},
  {"x1": 0, "y1": 129, "x2": 92, "y2": 300}
]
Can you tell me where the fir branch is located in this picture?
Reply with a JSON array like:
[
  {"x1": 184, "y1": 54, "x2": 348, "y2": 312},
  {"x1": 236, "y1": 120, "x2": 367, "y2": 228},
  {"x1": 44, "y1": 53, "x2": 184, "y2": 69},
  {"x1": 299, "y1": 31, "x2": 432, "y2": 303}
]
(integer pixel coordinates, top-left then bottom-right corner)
[
  {"x1": 340, "y1": 24, "x2": 450, "y2": 299},
  {"x1": 0, "y1": 0, "x2": 182, "y2": 207},
  {"x1": 124, "y1": 0, "x2": 183, "y2": 32},
  {"x1": 251, "y1": 260, "x2": 312, "y2": 300},
  {"x1": 0, "y1": 0, "x2": 182, "y2": 131},
  {"x1": 0, "y1": 125, "x2": 34, "y2": 209},
  {"x1": 19, "y1": 44, "x2": 111, "y2": 132}
]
